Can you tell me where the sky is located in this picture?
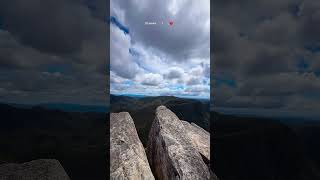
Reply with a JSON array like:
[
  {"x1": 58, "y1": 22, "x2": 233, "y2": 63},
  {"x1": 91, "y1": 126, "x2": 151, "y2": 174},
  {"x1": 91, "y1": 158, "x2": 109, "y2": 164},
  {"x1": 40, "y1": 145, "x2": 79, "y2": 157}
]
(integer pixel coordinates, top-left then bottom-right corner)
[
  {"x1": 110, "y1": 0, "x2": 210, "y2": 99},
  {"x1": 212, "y1": 0, "x2": 320, "y2": 113},
  {"x1": 0, "y1": 0, "x2": 107, "y2": 105},
  {"x1": 0, "y1": 0, "x2": 319, "y2": 111}
]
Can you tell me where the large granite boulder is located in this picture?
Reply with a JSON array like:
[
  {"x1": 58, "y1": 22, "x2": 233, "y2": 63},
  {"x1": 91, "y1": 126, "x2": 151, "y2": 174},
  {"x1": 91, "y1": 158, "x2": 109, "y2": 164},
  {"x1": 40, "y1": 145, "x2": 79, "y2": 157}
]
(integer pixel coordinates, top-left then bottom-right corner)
[
  {"x1": 181, "y1": 120, "x2": 210, "y2": 161},
  {"x1": 0, "y1": 159, "x2": 70, "y2": 180},
  {"x1": 147, "y1": 106, "x2": 211, "y2": 180},
  {"x1": 181, "y1": 121, "x2": 219, "y2": 180},
  {"x1": 110, "y1": 112, "x2": 155, "y2": 180}
]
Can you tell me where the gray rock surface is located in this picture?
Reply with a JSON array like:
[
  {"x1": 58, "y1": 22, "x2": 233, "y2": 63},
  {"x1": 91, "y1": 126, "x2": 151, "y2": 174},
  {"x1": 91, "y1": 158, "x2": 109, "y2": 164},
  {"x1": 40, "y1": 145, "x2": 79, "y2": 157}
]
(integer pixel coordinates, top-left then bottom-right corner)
[
  {"x1": 181, "y1": 120, "x2": 210, "y2": 160},
  {"x1": 0, "y1": 159, "x2": 70, "y2": 180},
  {"x1": 182, "y1": 121, "x2": 219, "y2": 180},
  {"x1": 147, "y1": 105, "x2": 211, "y2": 180},
  {"x1": 110, "y1": 112, "x2": 155, "y2": 180}
]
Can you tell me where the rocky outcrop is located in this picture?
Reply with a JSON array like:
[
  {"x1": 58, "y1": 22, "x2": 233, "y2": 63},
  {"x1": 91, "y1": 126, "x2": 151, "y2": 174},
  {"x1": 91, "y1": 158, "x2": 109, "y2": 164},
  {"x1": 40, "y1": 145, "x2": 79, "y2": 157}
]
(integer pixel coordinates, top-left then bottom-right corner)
[
  {"x1": 182, "y1": 121, "x2": 219, "y2": 180},
  {"x1": 0, "y1": 159, "x2": 70, "y2": 180},
  {"x1": 147, "y1": 105, "x2": 211, "y2": 180},
  {"x1": 110, "y1": 112, "x2": 155, "y2": 180},
  {"x1": 181, "y1": 120, "x2": 210, "y2": 161}
]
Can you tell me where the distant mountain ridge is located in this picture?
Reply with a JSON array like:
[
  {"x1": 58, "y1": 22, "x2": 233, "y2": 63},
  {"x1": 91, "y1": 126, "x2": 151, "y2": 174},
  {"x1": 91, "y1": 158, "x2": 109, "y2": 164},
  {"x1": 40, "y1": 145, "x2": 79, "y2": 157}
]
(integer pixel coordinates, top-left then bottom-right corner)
[
  {"x1": 110, "y1": 94, "x2": 210, "y2": 146},
  {"x1": 1, "y1": 102, "x2": 108, "y2": 113},
  {"x1": 214, "y1": 107, "x2": 320, "y2": 122},
  {"x1": 37, "y1": 103, "x2": 108, "y2": 113},
  {"x1": 111, "y1": 93, "x2": 210, "y2": 101}
]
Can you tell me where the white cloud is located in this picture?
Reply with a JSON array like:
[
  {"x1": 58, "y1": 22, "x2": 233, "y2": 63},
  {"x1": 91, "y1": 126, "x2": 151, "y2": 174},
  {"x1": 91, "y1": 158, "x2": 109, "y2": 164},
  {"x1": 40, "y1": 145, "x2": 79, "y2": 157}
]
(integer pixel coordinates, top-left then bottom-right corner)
[
  {"x1": 110, "y1": 24, "x2": 141, "y2": 79},
  {"x1": 110, "y1": 71, "x2": 125, "y2": 84},
  {"x1": 140, "y1": 73, "x2": 163, "y2": 86},
  {"x1": 164, "y1": 67, "x2": 185, "y2": 80},
  {"x1": 110, "y1": 0, "x2": 210, "y2": 98}
]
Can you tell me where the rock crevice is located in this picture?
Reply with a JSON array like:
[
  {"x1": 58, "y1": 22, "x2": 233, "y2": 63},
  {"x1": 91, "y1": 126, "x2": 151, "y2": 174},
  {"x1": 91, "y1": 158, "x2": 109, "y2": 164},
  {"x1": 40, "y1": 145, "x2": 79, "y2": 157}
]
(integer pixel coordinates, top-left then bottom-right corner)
[
  {"x1": 110, "y1": 106, "x2": 218, "y2": 180},
  {"x1": 110, "y1": 112, "x2": 155, "y2": 180},
  {"x1": 147, "y1": 106, "x2": 212, "y2": 180},
  {"x1": 181, "y1": 120, "x2": 210, "y2": 161}
]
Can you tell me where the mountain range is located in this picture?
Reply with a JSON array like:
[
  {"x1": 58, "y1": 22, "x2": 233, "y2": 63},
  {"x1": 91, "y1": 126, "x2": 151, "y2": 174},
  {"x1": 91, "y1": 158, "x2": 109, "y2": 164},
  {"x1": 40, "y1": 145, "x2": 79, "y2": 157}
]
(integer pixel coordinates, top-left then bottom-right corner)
[{"x1": 110, "y1": 94, "x2": 210, "y2": 146}]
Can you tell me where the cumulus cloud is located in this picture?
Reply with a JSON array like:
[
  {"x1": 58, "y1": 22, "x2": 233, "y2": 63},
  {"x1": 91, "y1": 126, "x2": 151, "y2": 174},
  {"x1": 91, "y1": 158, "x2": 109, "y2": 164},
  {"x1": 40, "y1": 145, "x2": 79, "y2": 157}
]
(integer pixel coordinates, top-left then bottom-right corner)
[
  {"x1": 140, "y1": 73, "x2": 163, "y2": 86},
  {"x1": 110, "y1": 24, "x2": 140, "y2": 79},
  {"x1": 164, "y1": 67, "x2": 184, "y2": 80},
  {"x1": 0, "y1": 0, "x2": 107, "y2": 105},
  {"x1": 187, "y1": 77, "x2": 202, "y2": 86},
  {"x1": 113, "y1": 0, "x2": 209, "y2": 61},
  {"x1": 110, "y1": 0, "x2": 210, "y2": 98},
  {"x1": 212, "y1": 0, "x2": 320, "y2": 111}
]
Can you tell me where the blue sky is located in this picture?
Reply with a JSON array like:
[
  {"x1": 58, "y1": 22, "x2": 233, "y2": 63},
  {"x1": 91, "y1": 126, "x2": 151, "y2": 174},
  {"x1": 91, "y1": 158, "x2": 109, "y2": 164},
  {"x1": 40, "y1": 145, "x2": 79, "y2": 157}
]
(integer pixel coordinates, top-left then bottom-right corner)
[{"x1": 110, "y1": 0, "x2": 210, "y2": 99}]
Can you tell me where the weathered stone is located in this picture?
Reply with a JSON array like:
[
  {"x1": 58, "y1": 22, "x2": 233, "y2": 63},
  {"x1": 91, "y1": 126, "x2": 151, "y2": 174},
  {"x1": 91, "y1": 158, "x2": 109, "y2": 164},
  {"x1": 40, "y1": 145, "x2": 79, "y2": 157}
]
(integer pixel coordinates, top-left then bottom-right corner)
[
  {"x1": 147, "y1": 105, "x2": 211, "y2": 180},
  {"x1": 181, "y1": 120, "x2": 210, "y2": 161},
  {"x1": 110, "y1": 112, "x2": 155, "y2": 180},
  {"x1": 0, "y1": 159, "x2": 70, "y2": 180}
]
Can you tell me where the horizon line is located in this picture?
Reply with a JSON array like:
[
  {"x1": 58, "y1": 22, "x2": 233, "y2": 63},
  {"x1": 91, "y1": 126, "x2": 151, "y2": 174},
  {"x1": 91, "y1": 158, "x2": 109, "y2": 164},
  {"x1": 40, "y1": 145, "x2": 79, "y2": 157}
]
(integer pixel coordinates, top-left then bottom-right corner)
[{"x1": 111, "y1": 93, "x2": 210, "y2": 100}]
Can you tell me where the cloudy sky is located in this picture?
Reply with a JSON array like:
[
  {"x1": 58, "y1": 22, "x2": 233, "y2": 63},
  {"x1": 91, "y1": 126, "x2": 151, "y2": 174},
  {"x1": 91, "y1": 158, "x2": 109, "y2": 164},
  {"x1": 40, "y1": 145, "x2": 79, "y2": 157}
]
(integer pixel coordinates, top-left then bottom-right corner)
[
  {"x1": 0, "y1": 0, "x2": 107, "y2": 105},
  {"x1": 1, "y1": 0, "x2": 319, "y2": 111},
  {"x1": 110, "y1": 0, "x2": 210, "y2": 99},
  {"x1": 212, "y1": 0, "x2": 320, "y2": 113}
]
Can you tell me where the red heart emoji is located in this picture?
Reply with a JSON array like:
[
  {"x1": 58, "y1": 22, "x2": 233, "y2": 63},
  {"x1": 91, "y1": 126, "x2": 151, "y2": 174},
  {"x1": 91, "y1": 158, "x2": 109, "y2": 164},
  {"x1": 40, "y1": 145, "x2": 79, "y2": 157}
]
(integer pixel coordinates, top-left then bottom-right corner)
[{"x1": 169, "y1": 21, "x2": 174, "y2": 26}]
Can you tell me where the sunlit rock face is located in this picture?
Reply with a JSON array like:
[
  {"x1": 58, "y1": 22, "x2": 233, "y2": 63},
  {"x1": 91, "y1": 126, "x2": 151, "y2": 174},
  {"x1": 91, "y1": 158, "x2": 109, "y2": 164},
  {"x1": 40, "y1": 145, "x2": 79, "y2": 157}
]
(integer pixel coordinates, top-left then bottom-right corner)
[
  {"x1": 181, "y1": 120, "x2": 210, "y2": 161},
  {"x1": 110, "y1": 112, "x2": 155, "y2": 180},
  {"x1": 147, "y1": 105, "x2": 211, "y2": 180},
  {"x1": 0, "y1": 159, "x2": 70, "y2": 180}
]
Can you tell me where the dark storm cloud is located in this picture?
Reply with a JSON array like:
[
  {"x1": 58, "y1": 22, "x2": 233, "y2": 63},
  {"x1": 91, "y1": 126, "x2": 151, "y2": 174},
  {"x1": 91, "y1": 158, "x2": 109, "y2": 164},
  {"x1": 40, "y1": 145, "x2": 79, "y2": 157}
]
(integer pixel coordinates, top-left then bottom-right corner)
[
  {"x1": 164, "y1": 68, "x2": 184, "y2": 80},
  {"x1": 299, "y1": 0, "x2": 320, "y2": 46},
  {"x1": 0, "y1": 0, "x2": 108, "y2": 105},
  {"x1": 212, "y1": 0, "x2": 320, "y2": 111},
  {"x1": 0, "y1": 0, "x2": 91, "y2": 54},
  {"x1": 0, "y1": 30, "x2": 46, "y2": 69}
]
